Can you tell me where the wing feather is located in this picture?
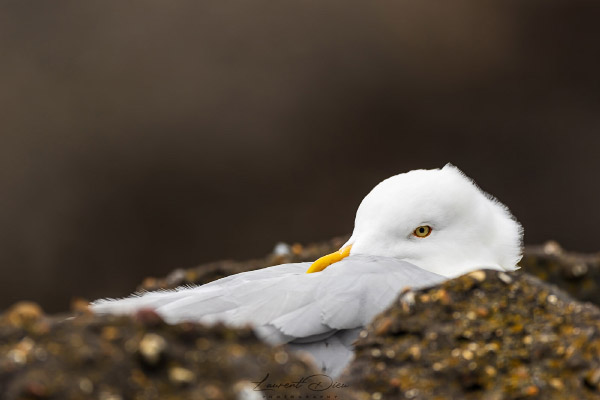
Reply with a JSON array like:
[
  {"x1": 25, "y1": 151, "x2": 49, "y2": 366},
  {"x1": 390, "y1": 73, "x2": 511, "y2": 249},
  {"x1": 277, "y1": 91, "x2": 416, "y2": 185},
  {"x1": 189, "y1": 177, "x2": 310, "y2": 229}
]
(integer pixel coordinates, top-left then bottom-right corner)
[{"x1": 92, "y1": 255, "x2": 445, "y2": 343}]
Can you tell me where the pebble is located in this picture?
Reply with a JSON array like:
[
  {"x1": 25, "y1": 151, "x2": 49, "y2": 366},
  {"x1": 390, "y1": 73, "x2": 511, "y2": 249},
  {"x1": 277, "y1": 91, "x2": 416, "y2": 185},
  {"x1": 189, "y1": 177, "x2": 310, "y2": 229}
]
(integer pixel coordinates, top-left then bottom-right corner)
[
  {"x1": 101, "y1": 326, "x2": 120, "y2": 341},
  {"x1": 585, "y1": 369, "x2": 600, "y2": 389},
  {"x1": 408, "y1": 345, "x2": 421, "y2": 360},
  {"x1": 6, "y1": 302, "x2": 44, "y2": 327},
  {"x1": 375, "y1": 318, "x2": 392, "y2": 336},
  {"x1": 272, "y1": 242, "x2": 291, "y2": 256},
  {"x1": 70, "y1": 298, "x2": 92, "y2": 313},
  {"x1": 168, "y1": 366, "x2": 195, "y2": 385},
  {"x1": 467, "y1": 270, "x2": 486, "y2": 282},
  {"x1": 165, "y1": 268, "x2": 187, "y2": 286},
  {"x1": 523, "y1": 385, "x2": 539, "y2": 396},
  {"x1": 543, "y1": 240, "x2": 563, "y2": 255},
  {"x1": 8, "y1": 349, "x2": 27, "y2": 365},
  {"x1": 204, "y1": 384, "x2": 223, "y2": 398},
  {"x1": 476, "y1": 307, "x2": 489, "y2": 317},
  {"x1": 549, "y1": 378, "x2": 564, "y2": 390},
  {"x1": 498, "y1": 272, "x2": 513, "y2": 284},
  {"x1": 571, "y1": 263, "x2": 588, "y2": 277},
  {"x1": 547, "y1": 294, "x2": 558, "y2": 305},
  {"x1": 7, "y1": 337, "x2": 35, "y2": 365},
  {"x1": 79, "y1": 377, "x2": 94, "y2": 394},
  {"x1": 274, "y1": 350, "x2": 289, "y2": 364},
  {"x1": 484, "y1": 343, "x2": 500, "y2": 352},
  {"x1": 98, "y1": 391, "x2": 122, "y2": 400},
  {"x1": 234, "y1": 381, "x2": 264, "y2": 400},
  {"x1": 401, "y1": 291, "x2": 416, "y2": 308},
  {"x1": 291, "y1": 243, "x2": 303, "y2": 255},
  {"x1": 138, "y1": 333, "x2": 167, "y2": 366}
]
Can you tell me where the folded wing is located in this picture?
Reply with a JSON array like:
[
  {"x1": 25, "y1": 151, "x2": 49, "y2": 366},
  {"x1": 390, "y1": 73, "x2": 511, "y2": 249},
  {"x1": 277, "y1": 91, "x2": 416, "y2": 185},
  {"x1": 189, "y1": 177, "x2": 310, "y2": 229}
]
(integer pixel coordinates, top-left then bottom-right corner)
[{"x1": 91, "y1": 255, "x2": 446, "y2": 375}]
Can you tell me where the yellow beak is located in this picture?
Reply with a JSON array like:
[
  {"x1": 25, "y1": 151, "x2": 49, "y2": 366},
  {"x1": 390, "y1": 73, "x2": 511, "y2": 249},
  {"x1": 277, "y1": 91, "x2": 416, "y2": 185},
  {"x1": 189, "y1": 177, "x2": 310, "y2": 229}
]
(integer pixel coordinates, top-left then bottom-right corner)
[{"x1": 306, "y1": 245, "x2": 353, "y2": 273}]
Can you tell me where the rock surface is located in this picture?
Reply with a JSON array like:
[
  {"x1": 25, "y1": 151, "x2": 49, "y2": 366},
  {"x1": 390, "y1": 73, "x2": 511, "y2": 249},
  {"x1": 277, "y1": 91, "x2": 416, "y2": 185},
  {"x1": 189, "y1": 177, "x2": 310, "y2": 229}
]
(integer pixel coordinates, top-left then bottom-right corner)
[
  {"x1": 345, "y1": 270, "x2": 600, "y2": 400},
  {"x1": 0, "y1": 305, "x2": 349, "y2": 400},
  {"x1": 519, "y1": 241, "x2": 600, "y2": 305}
]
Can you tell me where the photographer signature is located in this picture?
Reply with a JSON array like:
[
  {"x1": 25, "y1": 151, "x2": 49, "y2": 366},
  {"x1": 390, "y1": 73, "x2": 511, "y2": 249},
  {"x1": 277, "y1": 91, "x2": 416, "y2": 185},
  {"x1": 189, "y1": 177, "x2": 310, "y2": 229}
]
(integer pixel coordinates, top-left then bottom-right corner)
[{"x1": 252, "y1": 373, "x2": 349, "y2": 392}]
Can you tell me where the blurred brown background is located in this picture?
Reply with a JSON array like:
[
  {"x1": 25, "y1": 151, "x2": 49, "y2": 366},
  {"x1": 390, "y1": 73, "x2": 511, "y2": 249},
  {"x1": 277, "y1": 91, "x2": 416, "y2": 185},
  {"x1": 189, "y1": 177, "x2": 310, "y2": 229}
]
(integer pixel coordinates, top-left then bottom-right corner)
[{"x1": 0, "y1": 0, "x2": 598, "y2": 312}]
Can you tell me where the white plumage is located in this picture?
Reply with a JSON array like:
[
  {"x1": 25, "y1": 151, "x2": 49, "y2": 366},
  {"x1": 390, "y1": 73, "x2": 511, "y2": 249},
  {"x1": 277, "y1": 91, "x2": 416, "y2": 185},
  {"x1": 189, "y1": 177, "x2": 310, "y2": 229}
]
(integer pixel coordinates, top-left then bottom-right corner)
[{"x1": 91, "y1": 164, "x2": 523, "y2": 377}]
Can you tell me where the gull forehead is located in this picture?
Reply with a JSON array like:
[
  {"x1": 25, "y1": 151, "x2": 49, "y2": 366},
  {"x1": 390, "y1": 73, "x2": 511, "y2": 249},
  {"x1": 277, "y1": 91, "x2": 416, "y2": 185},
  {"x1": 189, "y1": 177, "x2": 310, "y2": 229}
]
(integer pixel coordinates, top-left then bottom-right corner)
[{"x1": 355, "y1": 165, "x2": 491, "y2": 226}]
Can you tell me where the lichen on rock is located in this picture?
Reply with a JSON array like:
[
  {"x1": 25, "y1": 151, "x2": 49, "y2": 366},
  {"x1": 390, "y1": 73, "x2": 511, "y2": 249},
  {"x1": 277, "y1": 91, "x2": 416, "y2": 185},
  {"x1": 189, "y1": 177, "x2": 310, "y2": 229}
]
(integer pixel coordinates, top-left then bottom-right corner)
[
  {"x1": 0, "y1": 307, "x2": 341, "y2": 400},
  {"x1": 344, "y1": 270, "x2": 600, "y2": 400}
]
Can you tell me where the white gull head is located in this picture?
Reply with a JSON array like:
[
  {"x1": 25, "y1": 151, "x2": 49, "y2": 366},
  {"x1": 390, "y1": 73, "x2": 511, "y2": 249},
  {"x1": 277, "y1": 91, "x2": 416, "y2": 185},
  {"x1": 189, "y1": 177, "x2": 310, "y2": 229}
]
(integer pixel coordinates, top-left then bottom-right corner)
[{"x1": 345, "y1": 164, "x2": 523, "y2": 278}]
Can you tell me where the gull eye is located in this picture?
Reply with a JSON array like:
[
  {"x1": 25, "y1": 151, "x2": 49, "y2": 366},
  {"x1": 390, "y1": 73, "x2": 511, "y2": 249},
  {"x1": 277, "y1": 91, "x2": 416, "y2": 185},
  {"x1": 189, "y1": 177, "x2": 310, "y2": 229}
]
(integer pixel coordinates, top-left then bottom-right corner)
[{"x1": 413, "y1": 225, "x2": 432, "y2": 238}]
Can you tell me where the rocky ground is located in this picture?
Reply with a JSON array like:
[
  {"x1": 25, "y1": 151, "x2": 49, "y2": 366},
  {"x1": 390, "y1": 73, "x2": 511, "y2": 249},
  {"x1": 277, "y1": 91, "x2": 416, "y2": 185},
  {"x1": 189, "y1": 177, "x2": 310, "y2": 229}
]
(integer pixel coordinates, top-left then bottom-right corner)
[
  {"x1": 346, "y1": 270, "x2": 600, "y2": 400},
  {"x1": 0, "y1": 305, "x2": 339, "y2": 400},
  {"x1": 0, "y1": 238, "x2": 599, "y2": 399}
]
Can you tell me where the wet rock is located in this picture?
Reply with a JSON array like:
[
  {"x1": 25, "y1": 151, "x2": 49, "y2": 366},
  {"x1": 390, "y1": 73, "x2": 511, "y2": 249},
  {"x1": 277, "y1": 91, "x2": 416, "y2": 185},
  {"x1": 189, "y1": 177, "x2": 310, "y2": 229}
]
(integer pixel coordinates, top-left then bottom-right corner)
[
  {"x1": 520, "y1": 242, "x2": 600, "y2": 305},
  {"x1": 0, "y1": 313, "x2": 348, "y2": 400},
  {"x1": 344, "y1": 270, "x2": 600, "y2": 400}
]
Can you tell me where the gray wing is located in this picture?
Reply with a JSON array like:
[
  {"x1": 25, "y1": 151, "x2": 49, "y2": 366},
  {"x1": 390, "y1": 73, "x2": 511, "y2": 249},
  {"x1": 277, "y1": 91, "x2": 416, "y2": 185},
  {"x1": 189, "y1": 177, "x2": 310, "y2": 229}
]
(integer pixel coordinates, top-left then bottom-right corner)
[
  {"x1": 92, "y1": 255, "x2": 444, "y2": 342},
  {"x1": 92, "y1": 255, "x2": 446, "y2": 376},
  {"x1": 252, "y1": 255, "x2": 446, "y2": 343},
  {"x1": 91, "y1": 262, "x2": 307, "y2": 316}
]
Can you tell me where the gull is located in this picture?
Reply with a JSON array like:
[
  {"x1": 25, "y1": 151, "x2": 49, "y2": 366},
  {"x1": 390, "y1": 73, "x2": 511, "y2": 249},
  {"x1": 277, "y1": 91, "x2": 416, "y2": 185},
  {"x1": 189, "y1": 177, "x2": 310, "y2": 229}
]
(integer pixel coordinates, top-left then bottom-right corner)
[{"x1": 91, "y1": 164, "x2": 523, "y2": 377}]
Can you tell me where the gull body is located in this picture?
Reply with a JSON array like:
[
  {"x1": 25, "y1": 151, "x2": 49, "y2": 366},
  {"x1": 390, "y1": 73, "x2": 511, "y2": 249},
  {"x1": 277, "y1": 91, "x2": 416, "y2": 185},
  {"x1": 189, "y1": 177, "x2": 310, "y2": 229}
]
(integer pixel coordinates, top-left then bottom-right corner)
[{"x1": 92, "y1": 164, "x2": 523, "y2": 376}]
